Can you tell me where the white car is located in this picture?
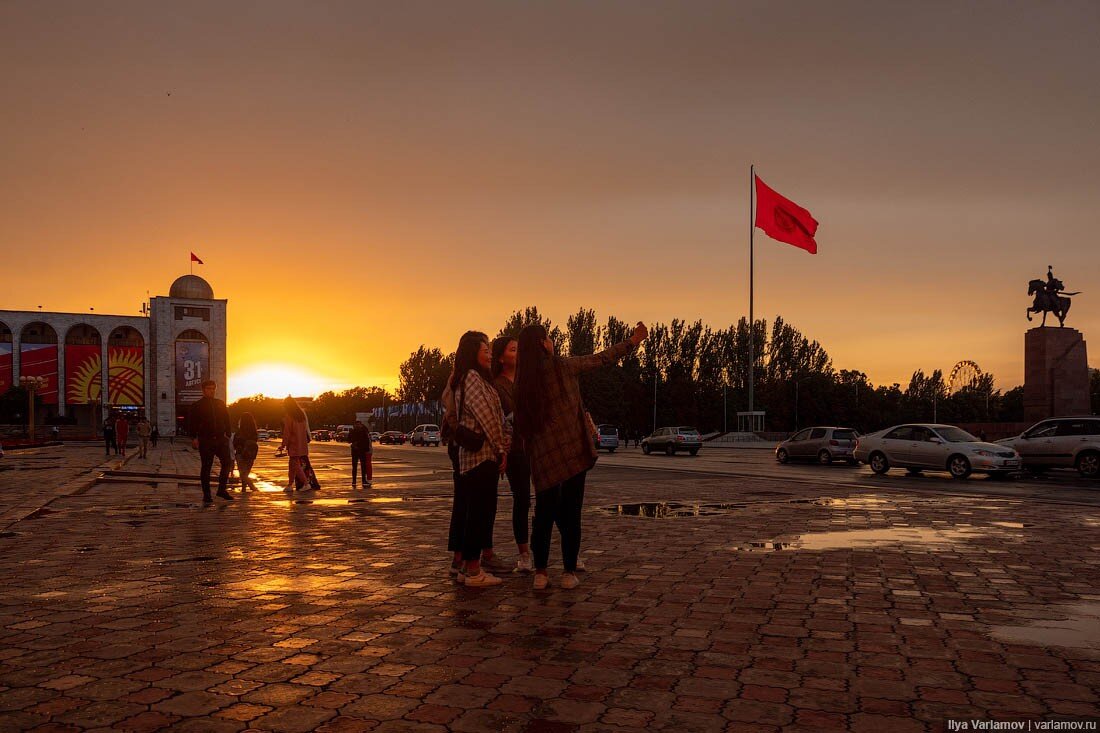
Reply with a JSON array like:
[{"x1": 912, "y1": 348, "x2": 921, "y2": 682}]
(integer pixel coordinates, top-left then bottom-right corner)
[
  {"x1": 853, "y1": 423, "x2": 1020, "y2": 479},
  {"x1": 410, "y1": 424, "x2": 441, "y2": 447}
]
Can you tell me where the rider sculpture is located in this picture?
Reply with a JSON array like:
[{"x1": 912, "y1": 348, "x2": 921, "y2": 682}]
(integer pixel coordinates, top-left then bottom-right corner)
[{"x1": 1027, "y1": 266, "x2": 1079, "y2": 327}]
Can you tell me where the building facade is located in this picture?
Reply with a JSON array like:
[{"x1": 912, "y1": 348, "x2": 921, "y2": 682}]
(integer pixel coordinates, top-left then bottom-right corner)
[{"x1": 0, "y1": 274, "x2": 226, "y2": 435}]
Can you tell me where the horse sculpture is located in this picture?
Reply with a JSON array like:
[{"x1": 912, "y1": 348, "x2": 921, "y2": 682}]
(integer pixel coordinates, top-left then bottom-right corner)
[{"x1": 1027, "y1": 278, "x2": 1073, "y2": 327}]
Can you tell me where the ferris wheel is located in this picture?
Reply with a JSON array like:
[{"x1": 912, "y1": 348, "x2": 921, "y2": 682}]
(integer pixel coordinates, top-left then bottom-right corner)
[{"x1": 948, "y1": 360, "x2": 983, "y2": 393}]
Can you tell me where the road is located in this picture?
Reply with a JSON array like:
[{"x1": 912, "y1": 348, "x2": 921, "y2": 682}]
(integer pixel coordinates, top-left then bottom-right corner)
[{"x1": 255, "y1": 440, "x2": 1100, "y2": 508}]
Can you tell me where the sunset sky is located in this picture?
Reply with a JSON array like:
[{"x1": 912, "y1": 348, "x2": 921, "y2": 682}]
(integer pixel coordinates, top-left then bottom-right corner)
[{"x1": 2, "y1": 1, "x2": 1098, "y2": 401}]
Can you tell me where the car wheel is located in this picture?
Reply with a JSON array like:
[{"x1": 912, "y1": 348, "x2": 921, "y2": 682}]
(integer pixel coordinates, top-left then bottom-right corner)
[
  {"x1": 776, "y1": 448, "x2": 789, "y2": 464},
  {"x1": 869, "y1": 452, "x2": 889, "y2": 474},
  {"x1": 689, "y1": 449, "x2": 699, "y2": 456},
  {"x1": 818, "y1": 449, "x2": 832, "y2": 465},
  {"x1": 1076, "y1": 451, "x2": 1100, "y2": 479},
  {"x1": 642, "y1": 444, "x2": 651, "y2": 455},
  {"x1": 948, "y1": 455, "x2": 972, "y2": 479},
  {"x1": 665, "y1": 444, "x2": 675, "y2": 456}
]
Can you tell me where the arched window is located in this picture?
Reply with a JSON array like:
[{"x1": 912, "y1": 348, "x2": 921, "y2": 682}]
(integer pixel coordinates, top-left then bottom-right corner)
[
  {"x1": 177, "y1": 329, "x2": 208, "y2": 342},
  {"x1": 108, "y1": 326, "x2": 144, "y2": 347},
  {"x1": 0, "y1": 322, "x2": 11, "y2": 394},
  {"x1": 65, "y1": 324, "x2": 101, "y2": 346},
  {"x1": 21, "y1": 322, "x2": 58, "y2": 344}
]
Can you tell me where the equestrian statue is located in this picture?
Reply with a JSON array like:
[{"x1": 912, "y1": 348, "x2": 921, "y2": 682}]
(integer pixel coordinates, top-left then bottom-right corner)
[{"x1": 1027, "y1": 266, "x2": 1079, "y2": 327}]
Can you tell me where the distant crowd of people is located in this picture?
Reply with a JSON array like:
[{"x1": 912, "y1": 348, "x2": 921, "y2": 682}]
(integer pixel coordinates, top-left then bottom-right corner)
[{"x1": 102, "y1": 415, "x2": 158, "y2": 458}]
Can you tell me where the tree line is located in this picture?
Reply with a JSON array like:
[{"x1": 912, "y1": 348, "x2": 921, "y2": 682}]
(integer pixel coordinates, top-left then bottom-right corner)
[{"x1": 227, "y1": 306, "x2": 1100, "y2": 436}]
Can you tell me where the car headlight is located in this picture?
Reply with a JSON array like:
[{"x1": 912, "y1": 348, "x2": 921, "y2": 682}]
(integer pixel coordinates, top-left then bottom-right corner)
[{"x1": 973, "y1": 450, "x2": 993, "y2": 457}]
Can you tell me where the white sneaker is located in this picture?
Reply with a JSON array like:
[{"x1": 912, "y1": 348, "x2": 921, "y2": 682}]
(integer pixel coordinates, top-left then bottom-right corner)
[
  {"x1": 575, "y1": 557, "x2": 586, "y2": 572},
  {"x1": 463, "y1": 571, "x2": 502, "y2": 587},
  {"x1": 514, "y1": 553, "x2": 533, "y2": 573},
  {"x1": 560, "y1": 572, "x2": 580, "y2": 589},
  {"x1": 364, "y1": 480, "x2": 372, "y2": 487},
  {"x1": 533, "y1": 573, "x2": 550, "y2": 590}
]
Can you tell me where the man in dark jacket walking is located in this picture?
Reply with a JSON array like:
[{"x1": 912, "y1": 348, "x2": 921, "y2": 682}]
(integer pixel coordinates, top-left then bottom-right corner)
[
  {"x1": 187, "y1": 380, "x2": 234, "y2": 504},
  {"x1": 349, "y1": 419, "x2": 373, "y2": 488}
]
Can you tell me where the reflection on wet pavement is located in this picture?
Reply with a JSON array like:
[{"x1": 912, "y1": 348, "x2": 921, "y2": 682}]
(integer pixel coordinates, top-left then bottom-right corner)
[
  {"x1": 990, "y1": 602, "x2": 1100, "y2": 653},
  {"x1": 735, "y1": 525, "x2": 991, "y2": 552}
]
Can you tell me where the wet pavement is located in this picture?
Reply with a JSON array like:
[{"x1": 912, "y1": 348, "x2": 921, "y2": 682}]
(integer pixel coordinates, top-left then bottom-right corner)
[{"x1": 1, "y1": 441, "x2": 1099, "y2": 731}]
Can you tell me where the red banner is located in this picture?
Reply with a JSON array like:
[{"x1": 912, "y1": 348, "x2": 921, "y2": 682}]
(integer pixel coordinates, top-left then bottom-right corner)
[
  {"x1": 20, "y1": 343, "x2": 58, "y2": 405},
  {"x1": 0, "y1": 344, "x2": 11, "y2": 395},
  {"x1": 108, "y1": 346, "x2": 144, "y2": 406},
  {"x1": 65, "y1": 345, "x2": 102, "y2": 404}
]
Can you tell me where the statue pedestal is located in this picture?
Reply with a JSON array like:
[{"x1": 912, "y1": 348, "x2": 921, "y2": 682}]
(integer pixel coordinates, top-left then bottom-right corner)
[{"x1": 1024, "y1": 327, "x2": 1090, "y2": 421}]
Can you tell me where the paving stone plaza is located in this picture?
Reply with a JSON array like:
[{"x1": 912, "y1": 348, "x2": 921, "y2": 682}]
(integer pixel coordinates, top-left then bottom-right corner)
[{"x1": 1, "y1": 441, "x2": 1099, "y2": 732}]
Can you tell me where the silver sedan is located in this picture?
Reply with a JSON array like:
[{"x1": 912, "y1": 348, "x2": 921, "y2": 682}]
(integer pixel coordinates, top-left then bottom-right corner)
[{"x1": 853, "y1": 423, "x2": 1021, "y2": 479}]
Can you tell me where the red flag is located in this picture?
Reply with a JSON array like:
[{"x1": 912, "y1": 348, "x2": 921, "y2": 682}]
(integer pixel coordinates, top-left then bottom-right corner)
[
  {"x1": 754, "y1": 176, "x2": 819, "y2": 254},
  {"x1": 190, "y1": 252, "x2": 204, "y2": 264}
]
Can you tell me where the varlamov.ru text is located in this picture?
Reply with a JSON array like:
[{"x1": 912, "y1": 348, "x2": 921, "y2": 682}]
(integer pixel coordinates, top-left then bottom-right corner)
[{"x1": 947, "y1": 722, "x2": 1096, "y2": 731}]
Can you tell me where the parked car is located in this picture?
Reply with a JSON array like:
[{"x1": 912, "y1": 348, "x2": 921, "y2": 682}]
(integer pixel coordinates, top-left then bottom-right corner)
[
  {"x1": 334, "y1": 425, "x2": 353, "y2": 442},
  {"x1": 410, "y1": 424, "x2": 441, "y2": 447},
  {"x1": 311, "y1": 430, "x2": 333, "y2": 442},
  {"x1": 594, "y1": 424, "x2": 619, "y2": 452},
  {"x1": 776, "y1": 426, "x2": 860, "y2": 465},
  {"x1": 996, "y1": 416, "x2": 1100, "y2": 478},
  {"x1": 379, "y1": 430, "x2": 406, "y2": 445},
  {"x1": 854, "y1": 423, "x2": 1020, "y2": 479},
  {"x1": 256, "y1": 429, "x2": 271, "y2": 441},
  {"x1": 642, "y1": 426, "x2": 702, "y2": 456},
  {"x1": 370, "y1": 432, "x2": 381, "y2": 442}
]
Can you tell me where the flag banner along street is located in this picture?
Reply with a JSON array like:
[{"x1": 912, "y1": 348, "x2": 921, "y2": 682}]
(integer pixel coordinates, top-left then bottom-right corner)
[{"x1": 754, "y1": 175, "x2": 819, "y2": 254}]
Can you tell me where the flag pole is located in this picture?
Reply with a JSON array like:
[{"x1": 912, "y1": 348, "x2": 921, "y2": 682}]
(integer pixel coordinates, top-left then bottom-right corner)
[{"x1": 748, "y1": 164, "x2": 755, "y2": 418}]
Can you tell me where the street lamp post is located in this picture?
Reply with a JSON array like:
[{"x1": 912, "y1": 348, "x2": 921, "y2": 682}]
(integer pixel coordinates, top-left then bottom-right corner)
[
  {"x1": 19, "y1": 376, "x2": 48, "y2": 441},
  {"x1": 652, "y1": 371, "x2": 658, "y2": 433}
]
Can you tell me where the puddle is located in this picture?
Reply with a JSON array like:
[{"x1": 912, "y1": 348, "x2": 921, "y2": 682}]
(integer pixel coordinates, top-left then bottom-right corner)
[
  {"x1": 990, "y1": 602, "x2": 1100, "y2": 653},
  {"x1": 734, "y1": 526, "x2": 988, "y2": 552},
  {"x1": 604, "y1": 502, "x2": 734, "y2": 518}
]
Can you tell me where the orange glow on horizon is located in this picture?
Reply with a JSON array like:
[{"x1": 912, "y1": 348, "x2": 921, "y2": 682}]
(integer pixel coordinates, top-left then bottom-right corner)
[{"x1": 228, "y1": 363, "x2": 352, "y2": 402}]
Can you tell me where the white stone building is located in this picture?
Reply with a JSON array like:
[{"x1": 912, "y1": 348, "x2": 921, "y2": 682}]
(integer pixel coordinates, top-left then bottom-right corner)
[{"x1": 0, "y1": 274, "x2": 226, "y2": 435}]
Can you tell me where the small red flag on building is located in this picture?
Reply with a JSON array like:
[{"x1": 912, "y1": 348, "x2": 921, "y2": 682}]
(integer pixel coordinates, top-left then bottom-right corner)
[
  {"x1": 190, "y1": 252, "x2": 204, "y2": 264},
  {"x1": 754, "y1": 176, "x2": 819, "y2": 254}
]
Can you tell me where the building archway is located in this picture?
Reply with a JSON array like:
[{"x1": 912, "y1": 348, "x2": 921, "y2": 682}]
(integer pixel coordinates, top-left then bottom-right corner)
[
  {"x1": 19, "y1": 322, "x2": 59, "y2": 410},
  {"x1": 0, "y1": 322, "x2": 11, "y2": 395},
  {"x1": 64, "y1": 325, "x2": 103, "y2": 427},
  {"x1": 106, "y1": 326, "x2": 145, "y2": 408},
  {"x1": 174, "y1": 330, "x2": 210, "y2": 432}
]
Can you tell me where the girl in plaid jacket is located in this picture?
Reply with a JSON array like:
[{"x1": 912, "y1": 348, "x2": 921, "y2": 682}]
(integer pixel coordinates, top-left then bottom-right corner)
[
  {"x1": 447, "y1": 331, "x2": 511, "y2": 587},
  {"x1": 515, "y1": 321, "x2": 648, "y2": 589}
]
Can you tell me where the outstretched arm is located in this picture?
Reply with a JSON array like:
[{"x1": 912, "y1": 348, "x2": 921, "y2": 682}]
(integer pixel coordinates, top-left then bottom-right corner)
[{"x1": 561, "y1": 321, "x2": 649, "y2": 375}]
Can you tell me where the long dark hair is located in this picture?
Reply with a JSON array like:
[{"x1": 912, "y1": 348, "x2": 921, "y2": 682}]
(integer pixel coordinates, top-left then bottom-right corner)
[
  {"x1": 450, "y1": 331, "x2": 491, "y2": 391},
  {"x1": 238, "y1": 412, "x2": 257, "y2": 435},
  {"x1": 514, "y1": 324, "x2": 555, "y2": 439},
  {"x1": 491, "y1": 336, "x2": 516, "y2": 380},
  {"x1": 283, "y1": 396, "x2": 306, "y2": 422}
]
